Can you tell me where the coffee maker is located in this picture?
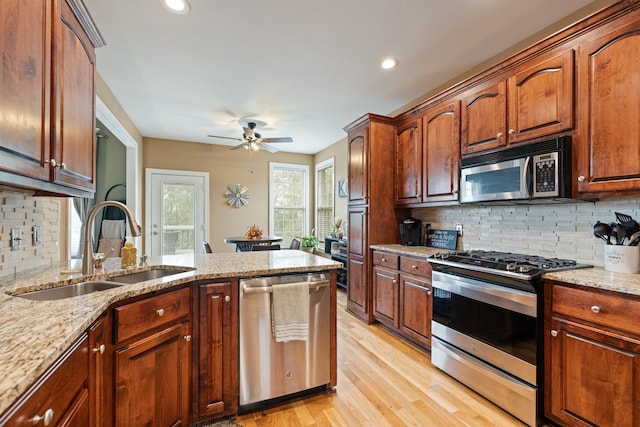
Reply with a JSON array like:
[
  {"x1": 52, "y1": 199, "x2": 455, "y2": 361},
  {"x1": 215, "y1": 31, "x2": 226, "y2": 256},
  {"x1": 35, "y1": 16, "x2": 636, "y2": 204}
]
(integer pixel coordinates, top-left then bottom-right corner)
[{"x1": 399, "y1": 218, "x2": 422, "y2": 246}]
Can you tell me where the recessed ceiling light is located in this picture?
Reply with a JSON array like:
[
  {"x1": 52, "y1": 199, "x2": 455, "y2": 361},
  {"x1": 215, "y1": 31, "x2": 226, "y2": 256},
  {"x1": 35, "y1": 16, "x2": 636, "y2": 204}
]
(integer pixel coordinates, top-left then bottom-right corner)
[
  {"x1": 381, "y1": 58, "x2": 399, "y2": 70},
  {"x1": 162, "y1": 0, "x2": 191, "y2": 14}
]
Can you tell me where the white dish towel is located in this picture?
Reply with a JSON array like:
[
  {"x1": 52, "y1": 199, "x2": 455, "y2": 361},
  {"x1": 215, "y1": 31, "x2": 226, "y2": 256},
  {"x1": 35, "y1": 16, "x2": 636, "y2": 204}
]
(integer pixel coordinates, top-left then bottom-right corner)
[{"x1": 271, "y1": 281, "x2": 310, "y2": 342}]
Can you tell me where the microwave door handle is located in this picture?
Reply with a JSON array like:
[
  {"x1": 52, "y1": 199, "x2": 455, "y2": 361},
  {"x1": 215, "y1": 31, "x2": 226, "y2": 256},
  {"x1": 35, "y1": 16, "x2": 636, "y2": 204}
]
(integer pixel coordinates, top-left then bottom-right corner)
[{"x1": 523, "y1": 156, "x2": 532, "y2": 197}]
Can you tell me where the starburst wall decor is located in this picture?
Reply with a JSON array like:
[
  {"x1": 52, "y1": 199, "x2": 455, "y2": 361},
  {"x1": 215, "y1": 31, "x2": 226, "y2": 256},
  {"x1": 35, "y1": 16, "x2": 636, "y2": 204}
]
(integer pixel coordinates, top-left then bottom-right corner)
[{"x1": 225, "y1": 184, "x2": 251, "y2": 208}]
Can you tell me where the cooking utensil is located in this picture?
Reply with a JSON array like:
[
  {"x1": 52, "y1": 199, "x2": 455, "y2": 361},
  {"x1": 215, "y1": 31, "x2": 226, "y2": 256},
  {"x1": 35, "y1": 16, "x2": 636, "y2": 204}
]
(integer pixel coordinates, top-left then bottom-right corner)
[
  {"x1": 609, "y1": 222, "x2": 619, "y2": 245},
  {"x1": 593, "y1": 221, "x2": 611, "y2": 244},
  {"x1": 615, "y1": 212, "x2": 638, "y2": 226},
  {"x1": 626, "y1": 230, "x2": 640, "y2": 246}
]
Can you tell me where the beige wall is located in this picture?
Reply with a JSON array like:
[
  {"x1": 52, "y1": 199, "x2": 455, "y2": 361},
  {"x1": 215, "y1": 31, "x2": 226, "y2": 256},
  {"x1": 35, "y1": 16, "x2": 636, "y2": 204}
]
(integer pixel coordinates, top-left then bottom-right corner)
[
  {"x1": 314, "y1": 137, "x2": 348, "y2": 232},
  {"x1": 143, "y1": 137, "x2": 315, "y2": 253}
]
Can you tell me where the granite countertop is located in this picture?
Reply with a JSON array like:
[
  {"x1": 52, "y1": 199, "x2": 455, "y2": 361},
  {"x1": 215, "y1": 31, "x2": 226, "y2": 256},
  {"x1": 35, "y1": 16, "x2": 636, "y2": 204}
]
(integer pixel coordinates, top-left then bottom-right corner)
[
  {"x1": 370, "y1": 244, "x2": 640, "y2": 296},
  {"x1": 0, "y1": 250, "x2": 341, "y2": 416}
]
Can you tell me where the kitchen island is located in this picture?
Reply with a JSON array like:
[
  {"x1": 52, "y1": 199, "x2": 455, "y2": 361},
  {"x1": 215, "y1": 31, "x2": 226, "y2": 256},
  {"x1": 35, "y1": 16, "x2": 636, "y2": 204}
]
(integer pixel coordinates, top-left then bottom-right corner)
[{"x1": 0, "y1": 250, "x2": 341, "y2": 421}]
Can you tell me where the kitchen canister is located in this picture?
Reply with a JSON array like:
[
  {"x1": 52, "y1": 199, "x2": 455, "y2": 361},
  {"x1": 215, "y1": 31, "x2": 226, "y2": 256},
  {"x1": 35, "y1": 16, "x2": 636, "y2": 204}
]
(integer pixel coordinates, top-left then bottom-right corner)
[{"x1": 604, "y1": 244, "x2": 640, "y2": 274}]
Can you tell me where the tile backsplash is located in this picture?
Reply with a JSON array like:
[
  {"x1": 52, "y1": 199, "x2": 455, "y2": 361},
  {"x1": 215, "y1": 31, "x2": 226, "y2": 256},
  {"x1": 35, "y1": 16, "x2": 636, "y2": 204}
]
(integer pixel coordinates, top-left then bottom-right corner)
[
  {"x1": 0, "y1": 187, "x2": 61, "y2": 279},
  {"x1": 412, "y1": 197, "x2": 640, "y2": 267}
]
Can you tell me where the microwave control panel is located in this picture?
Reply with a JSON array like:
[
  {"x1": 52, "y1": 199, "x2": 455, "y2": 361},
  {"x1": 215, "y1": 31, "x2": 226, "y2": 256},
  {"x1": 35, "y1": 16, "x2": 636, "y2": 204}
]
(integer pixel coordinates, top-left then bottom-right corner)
[{"x1": 532, "y1": 152, "x2": 559, "y2": 197}]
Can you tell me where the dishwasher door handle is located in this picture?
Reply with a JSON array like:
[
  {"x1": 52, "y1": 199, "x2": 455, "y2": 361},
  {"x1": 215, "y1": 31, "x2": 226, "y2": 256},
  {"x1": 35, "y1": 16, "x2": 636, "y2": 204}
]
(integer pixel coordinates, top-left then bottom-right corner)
[{"x1": 242, "y1": 280, "x2": 331, "y2": 294}]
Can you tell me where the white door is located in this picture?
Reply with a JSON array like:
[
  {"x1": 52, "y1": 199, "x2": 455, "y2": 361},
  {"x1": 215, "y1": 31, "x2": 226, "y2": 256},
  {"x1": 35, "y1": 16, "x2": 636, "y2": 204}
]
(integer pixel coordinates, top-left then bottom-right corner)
[{"x1": 146, "y1": 169, "x2": 209, "y2": 256}]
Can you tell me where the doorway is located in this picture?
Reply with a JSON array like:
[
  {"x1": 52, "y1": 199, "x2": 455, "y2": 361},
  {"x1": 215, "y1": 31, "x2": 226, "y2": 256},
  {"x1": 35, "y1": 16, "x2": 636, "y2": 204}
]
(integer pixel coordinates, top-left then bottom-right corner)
[{"x1": 146, "y1": 169, "x2": 209, "y2": 256}]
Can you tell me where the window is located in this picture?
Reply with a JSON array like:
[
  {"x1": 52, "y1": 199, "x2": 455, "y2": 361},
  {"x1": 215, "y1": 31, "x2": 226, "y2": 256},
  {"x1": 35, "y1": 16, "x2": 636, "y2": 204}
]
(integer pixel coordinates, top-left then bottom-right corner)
[
  {"x1": 315, "y1": 158, "x2": 334, "y2": 250},
  {"x1": 270, "y1": 162, "x2": 309, "y2": 244}
]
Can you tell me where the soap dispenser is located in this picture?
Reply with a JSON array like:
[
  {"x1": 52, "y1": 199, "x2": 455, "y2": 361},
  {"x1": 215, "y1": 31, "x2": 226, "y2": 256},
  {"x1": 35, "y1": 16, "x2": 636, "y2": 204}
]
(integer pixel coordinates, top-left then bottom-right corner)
[{"x1": 121, "y1": 236, "x2": 137, "y2": 268}]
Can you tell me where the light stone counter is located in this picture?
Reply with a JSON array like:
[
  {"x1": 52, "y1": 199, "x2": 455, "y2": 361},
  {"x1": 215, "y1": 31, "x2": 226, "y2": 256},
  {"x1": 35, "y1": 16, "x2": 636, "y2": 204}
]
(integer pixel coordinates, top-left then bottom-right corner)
[
  {"x1": 369, "y1": 244, "x2": 445, "y2": 258},
  {"x1": 0, "y1": 250, "x2": 341, "y2": 416}
]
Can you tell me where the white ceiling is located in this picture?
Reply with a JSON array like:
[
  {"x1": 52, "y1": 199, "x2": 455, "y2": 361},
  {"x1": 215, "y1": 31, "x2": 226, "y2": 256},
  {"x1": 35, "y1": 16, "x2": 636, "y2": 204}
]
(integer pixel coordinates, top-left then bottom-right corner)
[{"x1": 85, "y1": 0, "x2": 602, "y2": 154}]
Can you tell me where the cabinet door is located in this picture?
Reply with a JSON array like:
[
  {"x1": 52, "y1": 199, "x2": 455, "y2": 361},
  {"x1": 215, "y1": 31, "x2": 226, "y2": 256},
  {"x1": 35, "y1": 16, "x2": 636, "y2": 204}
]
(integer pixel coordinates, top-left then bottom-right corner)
[
  {"x1": 52, "y1": 0, "x2": 96, "y2": 192},
  {"x1": 395, "y1": 119, "x2": 422, "y2": 205},
  {"x1": 346, "y1": 256, "x2": 369, "y2": 323},
  {"x1": 88, "y1": 314, "x2": 112, "y2": 427},
  {"x1": 576, "y1": 18, "x2": 640, "y2": 195},
  {"x1": 347, "y1": 206, "x2": 367, "y2": 258},
  {"x1": 115, "y1": 322, "x2": 191, "y2": 427},
  {"x1": 546, "y1": 317, "x2": 640, "y2": 427},
  {"x1": 372, "y1": 266, "x2": 399, "y2": 328},
  {"x1": 347, "y1": 126, "x2": 368, "y2": 204},
  {"x1": 0, "y1": 0, "x2": 51, "y2": 182},
  {"x1": 423, "y1": 100, "x2": 460, "y2": 203},
  {"x1": 399, "y1": 274, "x2": 432, "y2": 349},
  {"x1": 507, "y1": 50, "x2": 574, "y2": 144},
  {"x1": 194, "y1": 280, "x2": 238, "y2": 420},
  {"x1": 461, "y1": 79, "x2": 507, "y2": 155}
]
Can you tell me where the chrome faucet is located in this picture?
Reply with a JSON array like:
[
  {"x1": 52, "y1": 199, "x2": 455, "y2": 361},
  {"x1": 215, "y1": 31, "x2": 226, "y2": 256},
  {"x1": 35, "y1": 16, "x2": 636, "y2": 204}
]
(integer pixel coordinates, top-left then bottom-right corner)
[{"x1": 82, "y1": 200, "x2": 142, "y2": 275}]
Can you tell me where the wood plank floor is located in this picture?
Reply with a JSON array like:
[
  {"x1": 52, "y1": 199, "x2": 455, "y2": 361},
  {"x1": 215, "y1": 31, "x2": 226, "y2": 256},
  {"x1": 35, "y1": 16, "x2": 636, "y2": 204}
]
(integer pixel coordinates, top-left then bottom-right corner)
[{"x1": 236, "y1": 290, "x2": 531, "y2": 427}]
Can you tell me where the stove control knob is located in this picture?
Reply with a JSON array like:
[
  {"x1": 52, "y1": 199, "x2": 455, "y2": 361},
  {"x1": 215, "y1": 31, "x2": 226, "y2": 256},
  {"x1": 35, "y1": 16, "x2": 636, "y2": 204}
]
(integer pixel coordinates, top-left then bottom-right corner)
[
  {"x1": 441, "y1": 252, "x2": 449, "y2": 259},
  {"x1": 518, "y1": 265, "x2": 533, "y2": 274},
  {"x1": 506, "y1": 263, "x2": 517, "y2": 271}
]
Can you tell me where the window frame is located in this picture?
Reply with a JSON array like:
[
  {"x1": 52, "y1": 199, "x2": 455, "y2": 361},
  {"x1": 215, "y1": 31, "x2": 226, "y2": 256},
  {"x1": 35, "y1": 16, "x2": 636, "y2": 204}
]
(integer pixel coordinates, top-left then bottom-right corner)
[
  {"x1": 269, "y1": 162, "x2": 310, "y2": 243},
  {"x1": 315, "y1": 157, "x2": 334, "y2": 251}
]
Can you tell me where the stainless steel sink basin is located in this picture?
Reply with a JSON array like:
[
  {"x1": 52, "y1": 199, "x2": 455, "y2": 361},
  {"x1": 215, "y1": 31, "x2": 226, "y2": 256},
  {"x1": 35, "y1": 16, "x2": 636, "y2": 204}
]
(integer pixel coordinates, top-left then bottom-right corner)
[
  {"x1": 107, "y1": 267, "x2": 193, "y2": 284},
  {"x1": 14, "y1": 281, "x2": 125, "y2": 301}
]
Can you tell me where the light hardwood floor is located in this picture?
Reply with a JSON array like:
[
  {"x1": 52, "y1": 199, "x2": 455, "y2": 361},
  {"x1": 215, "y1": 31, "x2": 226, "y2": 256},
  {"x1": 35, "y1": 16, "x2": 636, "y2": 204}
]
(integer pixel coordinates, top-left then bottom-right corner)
[{"x1": 236, "y1": 290, "x2": 531, "y2": 427}]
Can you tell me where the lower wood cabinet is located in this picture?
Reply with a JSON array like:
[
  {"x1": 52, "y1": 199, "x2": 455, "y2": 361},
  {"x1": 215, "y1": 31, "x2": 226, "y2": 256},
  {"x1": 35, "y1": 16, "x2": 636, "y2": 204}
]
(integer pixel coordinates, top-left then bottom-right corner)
[
  {"x1": 372, "y1": 250, "x2": 432, "y2": 350},
  {"x1": 113, "y1": 286, "x2": 192, "y2": 427},
  {"x1": 192, "y1": 279, "x2": 238, "y2": 422},
  {"x1": 545, "y1": 281, "x2": 640, "y2": 427},
  {"x1": 0, "y1": 334, "x2": 90, "y2": 426},
  {"x1": 88, "y1": 313, "x2": 112, "y2": 427}
]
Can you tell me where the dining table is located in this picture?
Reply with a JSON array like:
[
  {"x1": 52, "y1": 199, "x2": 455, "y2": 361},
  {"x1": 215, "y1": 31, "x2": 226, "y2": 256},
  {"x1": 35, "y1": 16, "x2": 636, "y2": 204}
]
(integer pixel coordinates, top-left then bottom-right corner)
[{"x1": 223, "y1": 235, "x2": 283, "y2": 252}]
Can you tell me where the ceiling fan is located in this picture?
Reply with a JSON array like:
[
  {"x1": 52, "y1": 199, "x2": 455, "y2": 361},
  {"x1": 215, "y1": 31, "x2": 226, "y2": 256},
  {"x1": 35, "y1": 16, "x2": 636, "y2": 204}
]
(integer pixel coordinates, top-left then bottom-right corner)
[{"x1": 207, "y1": 122, "x2": 293, "y2": 153}]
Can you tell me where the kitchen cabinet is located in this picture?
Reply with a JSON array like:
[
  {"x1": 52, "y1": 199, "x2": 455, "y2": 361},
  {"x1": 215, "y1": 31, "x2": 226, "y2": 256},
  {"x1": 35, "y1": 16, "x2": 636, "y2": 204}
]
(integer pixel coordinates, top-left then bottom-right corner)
[
  {"x1": 371, "y1": 250, "x2": 432, "y2": 350},
  {"x1": 575, "y1": 10, "x2": 640, "y2": 197},
  {"x1": 113, "y1": 286, "x2": 192, "y2": 426},
  {"x1": 545, "y1": 281, "x2": 640, "y2": 427},
  {"x1": 193, "y1": 279, "x2": 238, "y2": 422},
  {"x1": 395, "y1": 117, "x2": 423, "y2": 205},
  {"x1": 461, "y1": 50, "x2": 574, "y2": 155},
  {"x1": 0, "y1": 334, "x2": 90, "y2": 426},
  {"x1": 0, "y1": 0, "x2": 103, "y2": 198},
  {"x1": 88, "y1": 313, "x2": 112, "y2": 427}
]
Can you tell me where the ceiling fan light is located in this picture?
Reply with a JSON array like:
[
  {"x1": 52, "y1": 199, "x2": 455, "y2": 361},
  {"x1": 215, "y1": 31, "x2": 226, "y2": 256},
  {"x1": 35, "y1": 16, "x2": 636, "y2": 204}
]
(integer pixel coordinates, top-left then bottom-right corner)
[
  {"x1": 162, "y1": 0, "x2": 191, "y2": 14},
  {"x1": 250, "y1": 141, "x2": 260, "y2": 151}
]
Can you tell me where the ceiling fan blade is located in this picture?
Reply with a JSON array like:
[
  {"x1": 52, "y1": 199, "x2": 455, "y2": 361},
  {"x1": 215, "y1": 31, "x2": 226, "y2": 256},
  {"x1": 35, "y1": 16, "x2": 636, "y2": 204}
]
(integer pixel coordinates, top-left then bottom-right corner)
[
  {"x1": 261, "y1": 137, "x2": 293, "y2": 143},
  {"x1": 242, "y1": 126, "x2": 255, "y2": 140},
  {"x1": 208, "y1": 135, "x2": 243, "y2": 141},
  {"x1": 230, "y1": 143, "x2": 247, "y2": 150},
  {"x1": 260, "y1": 143, "x2": 279, "y2": 153}
]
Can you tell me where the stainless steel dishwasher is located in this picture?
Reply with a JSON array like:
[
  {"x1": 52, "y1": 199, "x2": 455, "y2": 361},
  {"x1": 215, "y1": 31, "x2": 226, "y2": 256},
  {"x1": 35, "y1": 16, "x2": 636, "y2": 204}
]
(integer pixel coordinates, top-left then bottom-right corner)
[{"x1": 239, "y1": 272, "x2": 331, "y2": 407}]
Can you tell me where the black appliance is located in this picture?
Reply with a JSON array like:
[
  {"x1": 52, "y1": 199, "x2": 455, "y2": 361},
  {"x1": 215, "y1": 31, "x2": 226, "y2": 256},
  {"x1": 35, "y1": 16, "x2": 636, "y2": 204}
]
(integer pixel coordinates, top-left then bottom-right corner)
[
  {"x1": 399, "y1": 218, "x2": 421, "y2": 246},
  {"x1": 460, "y1": 136, "x2": 572, "y2": 203},
  {"x1": 427, "y1": 250, "x2": 591, "y2": 427}
]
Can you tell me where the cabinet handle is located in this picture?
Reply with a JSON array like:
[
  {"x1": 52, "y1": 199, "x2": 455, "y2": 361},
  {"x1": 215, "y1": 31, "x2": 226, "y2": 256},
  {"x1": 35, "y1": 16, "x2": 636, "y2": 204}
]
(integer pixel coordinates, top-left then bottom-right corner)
[
  {"x1": 92, "y1": 344, "x2": 105, "y2": 354},
  {"x1": 591, "y1": 305, "x2": 600, "y2": 314},
  {"x1": 32, "y1": 408, "x2": 54, "y2": 425},
  {"x1": 224, "y1": 295, "x2": 231, "y2": 302},
  {"x1": 496, "y1": 132, "x2": 503, "y2": 139},
  {"x1": 184, "y1": 335, "x2": 191, "y2": 342},
  {"x1": 156, "y1": 308, "x2": 165, "y2": 316},
  {"x1": 577, "y1": 175, "x2": 585, "y2": 182},
  {"x1": 550, "y1": 330, "x2": 558, "y2": 337}
]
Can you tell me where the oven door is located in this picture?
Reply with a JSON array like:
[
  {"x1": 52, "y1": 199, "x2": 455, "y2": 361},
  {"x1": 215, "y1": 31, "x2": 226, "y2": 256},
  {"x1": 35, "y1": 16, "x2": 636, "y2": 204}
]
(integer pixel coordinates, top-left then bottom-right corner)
[{"x1": 460, "y1": 157, "x2": 530, "y2": 203}]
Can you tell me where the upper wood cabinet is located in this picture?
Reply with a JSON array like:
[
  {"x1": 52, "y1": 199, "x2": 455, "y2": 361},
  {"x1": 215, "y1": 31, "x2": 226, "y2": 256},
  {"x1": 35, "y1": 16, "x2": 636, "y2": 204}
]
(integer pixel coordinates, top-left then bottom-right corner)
[
  {"x1": 395, "y1": 118, "x2": 422, "y2": 205},
  {"x1": 575, "y1": 12, "x2": 640, "y2": 197},
  {"x1": 0, "y1": 0, "x2": 103, "y2": 197},
  {"x1": 461, "y1": 50, "x2": 574, "y2": 155},
  {"x1": 347, "y1": 126, "x2": 368, "y2": 204}
]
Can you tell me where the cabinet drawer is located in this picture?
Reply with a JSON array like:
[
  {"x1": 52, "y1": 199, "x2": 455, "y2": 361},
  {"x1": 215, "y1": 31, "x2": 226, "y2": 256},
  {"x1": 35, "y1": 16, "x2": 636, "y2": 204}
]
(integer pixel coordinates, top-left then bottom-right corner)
[
  {"x1": 400, "y1": 256, "x2": 431, "y2": 277},
  {"x1": 372, "y1": 251, "x2": 399, "y2": 269},
  {"x1": 552, "y1": 285, "x2": 640, "y2": 337},
  {"x1": 115, "y1": 287, "x2": 191, "y2": 343}
]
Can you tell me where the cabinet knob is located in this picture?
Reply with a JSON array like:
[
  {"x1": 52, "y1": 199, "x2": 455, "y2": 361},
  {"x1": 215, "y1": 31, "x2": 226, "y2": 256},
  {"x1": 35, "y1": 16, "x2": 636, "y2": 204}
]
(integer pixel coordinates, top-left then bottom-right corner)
[
  {"x1": 411, "y1": 265, "x2": 417, "y2": 269},
  {"x1": 577, "y1": 175, "x2": 585, "y2": 182},
  {"x1": 45, "y1": 159, "x2": 57, "y2": 168},
  {"x1": 508, "y1": 129, "x2": 515, "y2": 134},
  {"x1": 427, "y1": 290, "x2": 432, "y2": 296},
  {"x1": 156, "y1": 308, "x2": 165, "y2": 316},
  {"x1": 32, "y1": 408, "x2": 54, "y2": 425},
  {"x1": 224, "y1": 295, "x2": 231, "y2": 302},
  {"x1": 392, "y1": 279, "x2": 397, "y2": 284},
  {"x1": 496, "y1": 132, "x2": 503, "y2": 139},
  {"x1": 591, "y1": 305, "x2": 600, "y2": 314},
  {"x1": 92, "y1": 344, "x2": 106, "y2": 354},
  {"x1": 550, "y1": 330, "x2": 558, "y2": 337},
  {"x1": 381, "y1": 257, "x2": 386, "y2": 262},
  {"x1": 184, "y1": 335, "x2": 191, "y2": 342}
]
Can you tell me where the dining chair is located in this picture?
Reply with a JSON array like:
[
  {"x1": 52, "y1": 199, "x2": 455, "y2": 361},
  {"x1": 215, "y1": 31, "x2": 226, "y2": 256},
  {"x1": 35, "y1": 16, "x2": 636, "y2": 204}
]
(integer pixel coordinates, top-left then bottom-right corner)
[
  {"x1": 251, "y1": 244, "x2": 281, "y2": 251},
  {"x1": 288, "y1": 238, "x2": 301, "y2": 250},
  {"x1": 202, "y1": 241, "x2": 213, "y2": 253}
]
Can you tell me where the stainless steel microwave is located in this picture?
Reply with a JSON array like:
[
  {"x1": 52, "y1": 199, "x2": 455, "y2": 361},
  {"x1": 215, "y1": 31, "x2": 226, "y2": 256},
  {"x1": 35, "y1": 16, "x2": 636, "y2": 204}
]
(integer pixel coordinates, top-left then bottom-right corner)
[{"x1": 459, "y1": 136, "x2": 572, "y2": 203}]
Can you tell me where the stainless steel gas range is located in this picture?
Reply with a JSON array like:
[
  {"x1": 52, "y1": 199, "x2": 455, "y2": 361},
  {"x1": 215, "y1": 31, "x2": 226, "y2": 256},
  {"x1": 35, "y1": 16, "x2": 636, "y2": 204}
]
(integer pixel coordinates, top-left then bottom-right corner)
[{"x1": 427, "y1": 250, "x2": 591, "y2": 427}]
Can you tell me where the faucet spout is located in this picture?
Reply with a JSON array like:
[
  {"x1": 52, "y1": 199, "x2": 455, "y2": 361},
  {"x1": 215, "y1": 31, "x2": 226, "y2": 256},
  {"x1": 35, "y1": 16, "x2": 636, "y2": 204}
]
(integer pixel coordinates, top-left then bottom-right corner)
[{"x1": 82, "y1": 200, "x2": 141, "y2": 275}]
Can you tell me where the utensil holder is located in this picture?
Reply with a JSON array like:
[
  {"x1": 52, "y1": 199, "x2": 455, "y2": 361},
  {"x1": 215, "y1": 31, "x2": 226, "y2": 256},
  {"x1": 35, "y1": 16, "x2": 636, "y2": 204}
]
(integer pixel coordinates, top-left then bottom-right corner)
[{"x1": 604, "y1": 244, "x2": 640, "y2": 274}]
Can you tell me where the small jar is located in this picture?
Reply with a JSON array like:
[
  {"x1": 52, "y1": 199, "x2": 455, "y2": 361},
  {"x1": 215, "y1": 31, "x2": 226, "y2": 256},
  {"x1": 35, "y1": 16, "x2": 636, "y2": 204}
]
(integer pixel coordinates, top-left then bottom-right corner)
[{"x1": 120, "y1": 237, "x2": 137, "y2": 268}]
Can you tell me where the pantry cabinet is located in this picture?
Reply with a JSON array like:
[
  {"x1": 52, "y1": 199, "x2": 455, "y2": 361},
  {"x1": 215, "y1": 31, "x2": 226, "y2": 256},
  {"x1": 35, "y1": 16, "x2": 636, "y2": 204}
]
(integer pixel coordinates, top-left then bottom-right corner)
[
  {"x1": 545, "y1": 281, "x2": 640, "y2": 427},
  {"x1": 0, "y1": 0, "x2": 103, "y2": 197},
  {"x1": 574, "y1": 10, "x2": 640, "y2": 197},
  {"x1": 193, "y1": 279, "x2": 238, "y2": 421}
]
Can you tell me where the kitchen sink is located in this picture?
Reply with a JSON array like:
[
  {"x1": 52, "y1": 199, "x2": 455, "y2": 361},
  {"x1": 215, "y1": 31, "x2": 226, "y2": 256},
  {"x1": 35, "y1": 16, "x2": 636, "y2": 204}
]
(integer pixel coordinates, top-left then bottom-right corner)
[
  {"x1": 107, "y1": 267, "x2": 193, "y2": 284},
  {"x1": 13, "y1": 281, "x2": 126, "y2": 301}
]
